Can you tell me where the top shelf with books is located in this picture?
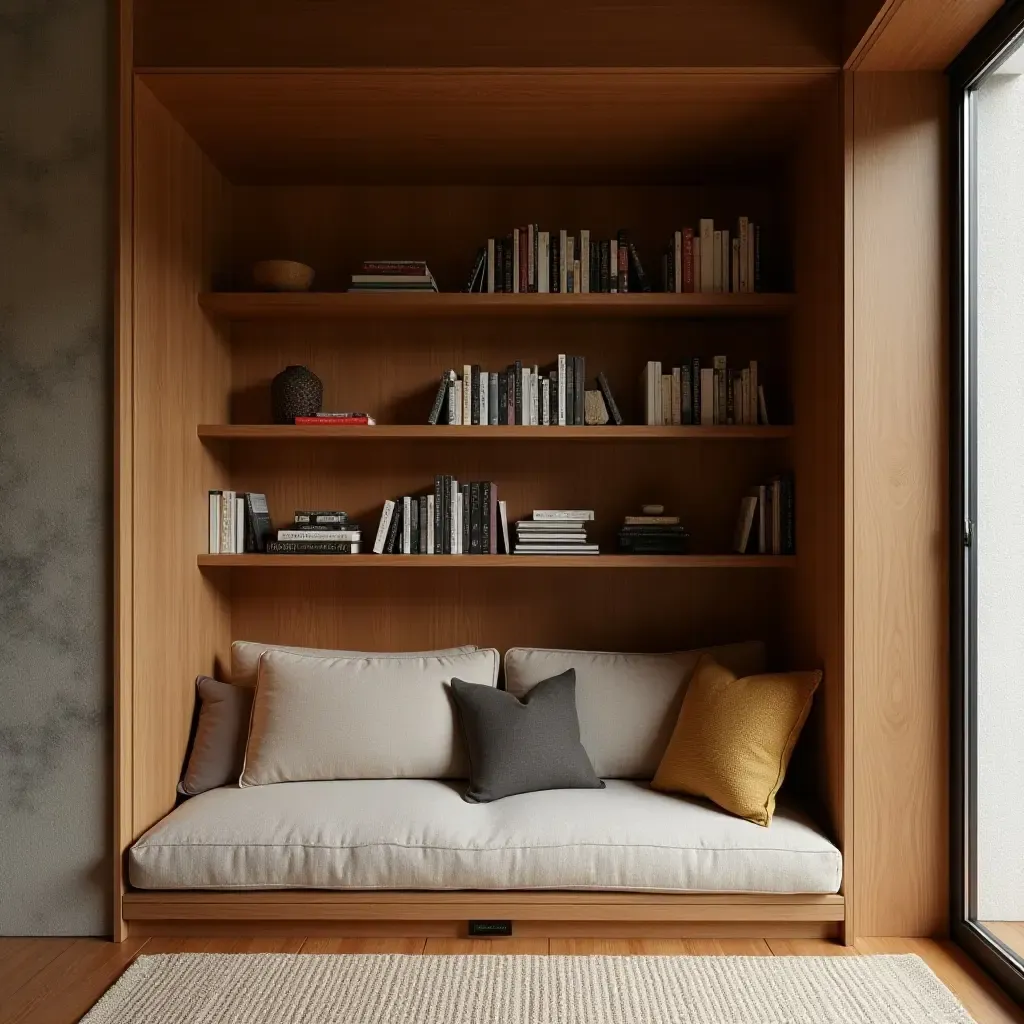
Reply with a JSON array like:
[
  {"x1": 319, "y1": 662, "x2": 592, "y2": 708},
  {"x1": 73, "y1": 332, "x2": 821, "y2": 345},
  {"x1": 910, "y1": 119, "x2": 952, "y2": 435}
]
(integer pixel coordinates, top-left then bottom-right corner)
[{"x1": 199, "y1": 292, "x2": 796, "y2": 322}]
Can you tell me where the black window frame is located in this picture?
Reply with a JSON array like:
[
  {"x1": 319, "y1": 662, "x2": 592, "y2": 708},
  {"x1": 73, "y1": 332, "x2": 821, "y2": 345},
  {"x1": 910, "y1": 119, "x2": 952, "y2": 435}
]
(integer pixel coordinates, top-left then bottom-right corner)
[{"x1": 949, "y1": 0, "x2": 1024, "y2": 1000}]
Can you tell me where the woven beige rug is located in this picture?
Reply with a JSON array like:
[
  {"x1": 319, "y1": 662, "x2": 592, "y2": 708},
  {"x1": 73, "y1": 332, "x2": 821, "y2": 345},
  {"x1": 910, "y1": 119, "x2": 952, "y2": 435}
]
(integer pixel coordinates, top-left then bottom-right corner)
[{"x1": 82, "y1": 953, "x2": 974, "y2": 1023}]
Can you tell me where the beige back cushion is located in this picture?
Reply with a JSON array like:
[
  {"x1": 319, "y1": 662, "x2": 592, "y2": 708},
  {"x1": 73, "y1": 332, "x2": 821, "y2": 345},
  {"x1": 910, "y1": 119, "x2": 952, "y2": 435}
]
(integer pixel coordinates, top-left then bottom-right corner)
[
  {"x1": 502, "y1": 641, "x2": 766, "y2": 779},
  {"x1": 241, "y1": 648, "x2": 500, "y2": 785},
  {"x1": 231, "y1": 641, "x2": 479, "y2": 687}
]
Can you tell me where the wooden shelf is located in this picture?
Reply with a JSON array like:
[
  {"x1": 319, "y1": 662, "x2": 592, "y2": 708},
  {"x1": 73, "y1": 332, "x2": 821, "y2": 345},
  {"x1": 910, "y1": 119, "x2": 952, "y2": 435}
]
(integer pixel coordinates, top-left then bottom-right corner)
[
  {"x1": 199, "y1": 291, "x2": 796, "y2": 321},
  {"x1": 198, "y1": 554, "x2": 796, "y2": 569},
  {"x1": 198, "y1": 424, "x2": 794, "y2": 442}
]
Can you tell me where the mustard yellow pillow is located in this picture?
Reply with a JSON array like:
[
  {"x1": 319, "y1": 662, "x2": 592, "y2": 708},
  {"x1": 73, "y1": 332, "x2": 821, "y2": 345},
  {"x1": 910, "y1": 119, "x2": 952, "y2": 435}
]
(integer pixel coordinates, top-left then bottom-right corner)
[{"x1": 650, "y1": 654, "x2": 820, "y2": 826}]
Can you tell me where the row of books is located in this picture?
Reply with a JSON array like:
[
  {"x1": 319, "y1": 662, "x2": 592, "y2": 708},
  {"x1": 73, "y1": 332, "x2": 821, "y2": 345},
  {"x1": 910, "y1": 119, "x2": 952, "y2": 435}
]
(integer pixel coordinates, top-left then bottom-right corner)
[
  {"x1": 640, "y1": 359, "x2": 768, "y2": 427},
  {"x1": 463, "y1": 228, "x2": 651, "y2": 294},
  {"x1": 207, "y1": 496, "x2": 364, "y2": 554},
  {"x1": 515, "y1": 511, "x2": 598, "y2": 555},
  {"x1": 373, "y1": 479, "x2": 511, "y2": 555},
  {"x1": 662, "y1": 219, "x2": 762, "y2": 294},
  {"x1": 348, "y1": 260, "x2": 438, "y2": 293},
  {"x1": 291, "y1": 411, "x2": 376, "y2": 426},
  {"x1": 427, "y1": 361, "x2": 623, "y2": 427},
  {"x1": 733, "y1": 476, "x2": 795, "y2": 556}
]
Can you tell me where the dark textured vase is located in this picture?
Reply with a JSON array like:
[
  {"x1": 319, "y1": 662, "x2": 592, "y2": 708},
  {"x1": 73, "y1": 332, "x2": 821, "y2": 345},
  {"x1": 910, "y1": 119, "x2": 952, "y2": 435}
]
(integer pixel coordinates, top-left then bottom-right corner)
[{"x1": 271, "y1": 365, "x2": 323, "y2": 424}]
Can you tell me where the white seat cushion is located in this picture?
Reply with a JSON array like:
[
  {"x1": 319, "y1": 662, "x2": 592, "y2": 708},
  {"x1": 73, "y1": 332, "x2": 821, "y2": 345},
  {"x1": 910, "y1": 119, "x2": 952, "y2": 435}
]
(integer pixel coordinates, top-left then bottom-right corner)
[{"x1": 130, "y1": 779, "x2": 841, "y2": 894}]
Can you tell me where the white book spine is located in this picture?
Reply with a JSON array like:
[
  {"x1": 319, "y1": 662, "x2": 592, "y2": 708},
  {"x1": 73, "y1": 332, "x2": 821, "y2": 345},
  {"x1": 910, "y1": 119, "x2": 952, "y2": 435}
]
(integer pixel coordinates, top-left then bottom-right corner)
[
  {"x1": 674, "y1": 230, "x2": 682, "y2": 293},
  {"x1": 693, "y1": 236, "x2": 702, "y2": 292},
  {"x1": 581, "y1": 229, "x2": 590, "y2": 292},
  {"x1": 699, "y1": 219, "x2": 714, "y2": 293},
  {"x1": 713, "y1": 230, "x2": 723, "y2": 293},
  {"x1": 454, "y1": 380, "x2": 463, "y2": 424},
  {"x1": 538, "y1": 232, "x2": 549, "y2": 292},
  {"x1": 512, "y1": 229, "x2": 520, "y2": 293},
  {"x1": 209, "y1": 492, "x2": 221, "y2": 554},
  {"x1": 426, "y1": 494, "x2": 435, "y2": 554},
  {"x1": 532, "y1": 368, "x2": 540, "y2": 425},
  {"x1": 654, "y1": 361, "x2": 663, "y2": 425},
  {"x1": 451, "y1": 481, "x2": 459, "y2": 554},
  {"x1": 700, "y1": 369, "x2": 715, "y2": 425},
  {"x1": 278, "y1": 529, "x2": 361, "y2": 542},
  {"x1": 532, "y1": 509, "x2": 595, "y2": 521},
  {"x1": 447, "y1": 382, "x2": 457, "y2": 424},
  {"x1": 455, "y1": 493, "x2": 463, "y2": 555},
  {"x1": 236, "y1": 497, "x2": 245, "y2": 553},
  {"x1": 527, "y1": 223, "x2": 535, "y2": 291},
  {"x1": 671, "y1": 367, "x2": 681, "y2": 426},
  {"x1": 721, "y1": 229, "x2": 729, "y2": 293},
  {"x1": 373, "y1": 499, "x2": 395, "y2": 554},
  {"x1": 542, "y1": 378, "x2": 550, "y2": 425},
  {"x1": 487, "y1": 238, "x2": 495, "y2": 293},
  {"x1": 402, "y1": 496, "x2": 411, "y2": 554},
  {"x1": 462, "y1": 365, "x2": 472, "y2": 425},
  {"x1": 558, "y1": 354, "x2": 567, "y2": 425},
  {"x1": 480, "y1": 372, "x2": 489, "y2": 425},
  {"x1": 738, "y1": 217, "x2": 749, "y2": 292},
  {"x1": 559, "y1": 229, "x2": 568, "y2": 292},
  {"x1": 609, "y1": 239, "x2": 618, "y2": 293}
]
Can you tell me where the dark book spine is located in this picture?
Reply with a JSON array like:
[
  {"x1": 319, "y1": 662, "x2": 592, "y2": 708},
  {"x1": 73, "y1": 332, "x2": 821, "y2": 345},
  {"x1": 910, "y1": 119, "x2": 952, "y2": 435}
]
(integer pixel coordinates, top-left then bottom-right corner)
[
  {"x1": 462, "y1": 248, "x2": 485, "y2": 292},
  {"x1": 550, "y1": 233, "x2": 560, "y2": 293},
  {"x1": 498, "y1": 370, "x2": 508, "y2": 426},
  {"x1": 596, "y1": 371, "x2": 624, "y2": 425},
  {"x1": 532, "y1": 224, "x2": 539, "y2": 292},
  {"x1": 441, "y1": 477, "x2": 451, "y2": 554},
  {"x1": 419, "y1": 497, "x2": 428, "y2": 554},
  {"x1": 294, "y1": 510, "x2": 348, "y2": 524},
  {"x1": 409, "y1": 497, "x2": 419, "y2": 554},
  {"x1": 386, "y1": 501, "x2": 402, "y2": 554},
  {"x1": 574, "y1": 355, "x2": 585, "y2": 425},
  {"x1": 461, "y1": 484, "x2": 471, "y2": 555},
  {"x1": 600, "y1": 241, "x2": 610, "y2": 292},
  {"x1": 590, "y1": 243, "x2": 599, "y2": 294},
  {"x1": 783, "y1": 476, "x2": 795, "y2": 555},
  {"x1": 617, "y1": 230, "x2": 629, "y2": 293},
  {"x1": 470, "y1": 364, "x2": 481, "y2": 425},
  {"x1": 506, "y1": 365, "x2": 515, "y2": 425},
  {"x1": 503, "y1": 234, "x2": 513, "y2": 292},
  {"x1": 754, "y1": 224, "x2": 761, "y2": 292},
  {"x1": 427, "y1": 370, "x2": 452, "y2": 425},
  {"x1": 514, "y1": 360, "x2": 523, "y2": 425},
  {"x1": 549, "y1": 370, "x2": 558, "y2": 426},
  {"x1": 666, "y1": 242, "x2": 675, "y2": 294},
  {"x1": 433, "y1": 475, "x2": 443, "y2": 553},
  {"x1": 519, "y1": 226, "x2": 528, "y2": 292},
  {"x1": 565, "y1": 357, "x2": 575, "y2": 426},
  {"x1": 488, "y1": 372, "x2": 499, "y2": 426},
  {"x1": 265, "y1": 541, "x2": 357, "y2": 554},
  {"x1": 628, "y1": 241, "x2": 651, "y2": 292},
  {"x1": 494, "y1": 238, "x2": 504, "y2": 293},
  {"x1": 470, "y1": 482, "x2": 482, "y2": 554},
  {"x1": 691, "y1": 357, "x2": 701, "y2": 423},
  {"x1": 481, "y1": 481, "x2": 492, "y2": 554}
]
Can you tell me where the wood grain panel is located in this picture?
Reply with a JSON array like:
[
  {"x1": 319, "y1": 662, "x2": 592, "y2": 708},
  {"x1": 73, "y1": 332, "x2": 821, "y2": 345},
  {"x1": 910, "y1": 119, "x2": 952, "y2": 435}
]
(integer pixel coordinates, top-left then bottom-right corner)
[
  {"x1": 786, "y1": 76, "x2": 848, "y2": 932},
  {"x1": 549, "y1": 938, "x2": 772, "y2": 955},
  {"x1": 849, "y1": 72, "x2": 948, "y2": 937},
  {"x1": 130, "y1": 83, "x2": 233, "y2": 851},
  {"x1": 852, "y1": 0, "x2": 1002, "y2": 71},
  {"x1": 139, "y1": 71, "x2": 831, "y2": 185},
  {"x1": 133, "y1": 1, "x2": 839, "y2": 70},
  {"x1": 423, "y1": 939, "x2": 550, "y2": 954}
]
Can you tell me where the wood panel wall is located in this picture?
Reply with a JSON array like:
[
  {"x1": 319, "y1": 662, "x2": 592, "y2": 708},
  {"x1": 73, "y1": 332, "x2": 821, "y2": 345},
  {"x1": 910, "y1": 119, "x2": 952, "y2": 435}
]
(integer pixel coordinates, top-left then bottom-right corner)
[
  {"x1": 123, "y1": 82, "x2": 234, "y2": 902},
  {"x1": 847, "y1": 71, "x2": 949, "y2": 937}
]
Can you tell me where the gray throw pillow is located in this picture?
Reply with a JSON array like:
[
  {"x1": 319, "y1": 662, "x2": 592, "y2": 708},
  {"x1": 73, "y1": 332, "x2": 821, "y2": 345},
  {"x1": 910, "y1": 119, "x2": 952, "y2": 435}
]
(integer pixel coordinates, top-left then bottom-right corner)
[
  {"x1": 450, "y1": 669, "x2": 605, "y2": 802},
  {"x1": 178, "y1": 676, "x2": 253, "y2": 796}
]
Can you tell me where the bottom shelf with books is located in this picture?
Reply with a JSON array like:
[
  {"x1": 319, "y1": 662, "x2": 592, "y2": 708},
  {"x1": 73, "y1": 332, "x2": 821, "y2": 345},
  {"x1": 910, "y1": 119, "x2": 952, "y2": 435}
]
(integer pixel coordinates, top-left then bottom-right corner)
[{"x1": 197, "y1": 554, "x2": 797, "y2": 569}]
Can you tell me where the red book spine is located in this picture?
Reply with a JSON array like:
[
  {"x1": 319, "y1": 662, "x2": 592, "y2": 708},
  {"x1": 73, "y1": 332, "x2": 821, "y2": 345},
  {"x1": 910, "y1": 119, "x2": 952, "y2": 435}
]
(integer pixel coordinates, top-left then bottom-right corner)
[
  {"x1": 682, "y1": 228, "x2": 694, "y2": 293},
  {"x1": 294, "y1": 417, "x2": 370, "y2": 425}
]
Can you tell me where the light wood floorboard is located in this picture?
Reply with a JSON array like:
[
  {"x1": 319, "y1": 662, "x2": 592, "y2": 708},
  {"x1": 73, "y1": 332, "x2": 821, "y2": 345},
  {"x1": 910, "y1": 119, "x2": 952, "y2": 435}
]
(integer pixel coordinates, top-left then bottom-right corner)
[{"x1": 1, "y1": 936, "x2": 1019, "y2": 1024}]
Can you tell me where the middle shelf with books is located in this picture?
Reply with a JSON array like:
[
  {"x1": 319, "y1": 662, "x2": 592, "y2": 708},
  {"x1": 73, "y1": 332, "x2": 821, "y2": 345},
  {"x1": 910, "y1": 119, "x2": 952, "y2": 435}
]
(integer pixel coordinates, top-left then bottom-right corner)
[{"x1": 197, "y1": 554, "x2": 797, "y2": 570}]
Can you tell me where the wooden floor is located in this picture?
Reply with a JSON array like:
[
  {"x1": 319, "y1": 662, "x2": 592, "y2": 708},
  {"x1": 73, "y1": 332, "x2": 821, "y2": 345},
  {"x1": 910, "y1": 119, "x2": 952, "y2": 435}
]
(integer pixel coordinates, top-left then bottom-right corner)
[{"x1": 0, "y1": 937, "x2": 1020, "y2": 1024}]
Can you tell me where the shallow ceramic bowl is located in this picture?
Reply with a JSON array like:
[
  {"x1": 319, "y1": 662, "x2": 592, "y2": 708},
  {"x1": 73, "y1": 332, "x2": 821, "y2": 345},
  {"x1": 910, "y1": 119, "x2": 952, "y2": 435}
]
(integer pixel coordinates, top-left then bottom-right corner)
[{"x1": 252, "y1": 260, "x2": 315, "y2": 292}]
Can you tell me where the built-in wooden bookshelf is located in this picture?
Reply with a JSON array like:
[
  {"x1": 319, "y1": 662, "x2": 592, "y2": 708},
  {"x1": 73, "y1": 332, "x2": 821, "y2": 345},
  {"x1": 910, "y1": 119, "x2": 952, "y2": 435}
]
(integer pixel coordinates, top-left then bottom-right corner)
[{"x1": 199, "y1": 291, "x2": 796, "y2": 320}]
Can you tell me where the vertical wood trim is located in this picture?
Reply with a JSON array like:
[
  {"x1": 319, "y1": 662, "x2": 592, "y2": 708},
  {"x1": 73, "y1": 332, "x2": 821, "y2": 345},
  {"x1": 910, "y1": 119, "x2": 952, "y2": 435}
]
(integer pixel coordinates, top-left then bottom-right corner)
[
  {"x1": 849, "y1": 71, "x2": 949, "y2": 937},
  {"x1": 112, "y1": 0, "x2": 134, "y2": 944},
  {"x1": 842, "y1": 70, "x2": 857, "y2": 946}
]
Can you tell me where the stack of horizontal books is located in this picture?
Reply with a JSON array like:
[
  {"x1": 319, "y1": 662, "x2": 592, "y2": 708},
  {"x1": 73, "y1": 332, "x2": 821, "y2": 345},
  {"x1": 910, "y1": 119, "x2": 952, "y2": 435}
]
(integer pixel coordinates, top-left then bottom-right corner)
[
  {"x1": 617, "y1": 507, "x2": 689, "y2": 555},
  {"x1": 266, "y1": 510, "x2": 362, "y2": 555},
  {"x1": 348, "y1": 260, "x2": 438, "y2": 293},
  {"x1": 514, "y1": 510, "x2": 598, "y2": 555}
]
